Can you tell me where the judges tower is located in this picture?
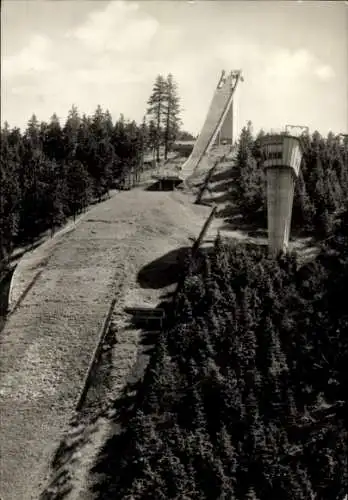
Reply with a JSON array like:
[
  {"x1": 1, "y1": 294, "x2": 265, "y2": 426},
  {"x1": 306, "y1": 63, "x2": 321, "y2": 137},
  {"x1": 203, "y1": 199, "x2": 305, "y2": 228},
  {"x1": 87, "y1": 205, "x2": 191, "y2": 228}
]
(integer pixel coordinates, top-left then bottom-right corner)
[{"x1": 260, "y1": 132, "x2": 304, "y2": 255}]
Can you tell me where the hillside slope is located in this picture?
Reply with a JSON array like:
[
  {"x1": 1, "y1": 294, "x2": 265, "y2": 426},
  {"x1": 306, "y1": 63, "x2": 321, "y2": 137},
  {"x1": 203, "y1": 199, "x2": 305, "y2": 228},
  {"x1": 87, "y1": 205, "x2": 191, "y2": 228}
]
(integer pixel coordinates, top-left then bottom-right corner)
[{"x1": 0, "y1": 186, "x2": 219, "y2": 500}]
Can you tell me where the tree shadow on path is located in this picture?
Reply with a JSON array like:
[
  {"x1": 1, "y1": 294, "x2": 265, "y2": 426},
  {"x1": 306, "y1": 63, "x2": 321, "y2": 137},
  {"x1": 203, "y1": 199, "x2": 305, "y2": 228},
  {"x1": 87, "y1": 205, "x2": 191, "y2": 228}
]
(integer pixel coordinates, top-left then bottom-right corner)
[
  {"x1": 137, "y1": 246, "x2": 191, "y2": 289},
  {"x1": 88, "y1": 319, "x2": 164, "y2": 499}
]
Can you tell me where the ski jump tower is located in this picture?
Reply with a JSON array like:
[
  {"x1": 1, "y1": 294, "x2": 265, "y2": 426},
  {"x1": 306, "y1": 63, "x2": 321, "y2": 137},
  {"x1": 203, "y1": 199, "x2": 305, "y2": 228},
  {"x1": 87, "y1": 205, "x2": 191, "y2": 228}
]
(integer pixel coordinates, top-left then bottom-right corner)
[
  {"x1": 260, "y1": 134, "x2": 304, "y2": 255},
  {"x1": 180, "y1": 69, "x2": 243, "y2": 182}
]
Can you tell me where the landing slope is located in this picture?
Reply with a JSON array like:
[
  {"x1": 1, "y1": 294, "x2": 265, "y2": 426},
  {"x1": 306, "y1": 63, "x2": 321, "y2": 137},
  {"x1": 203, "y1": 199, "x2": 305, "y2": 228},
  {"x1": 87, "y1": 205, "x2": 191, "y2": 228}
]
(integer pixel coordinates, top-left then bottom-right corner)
[{"x1": 0, "y1": 187, "x2": 218, "y2": 500}]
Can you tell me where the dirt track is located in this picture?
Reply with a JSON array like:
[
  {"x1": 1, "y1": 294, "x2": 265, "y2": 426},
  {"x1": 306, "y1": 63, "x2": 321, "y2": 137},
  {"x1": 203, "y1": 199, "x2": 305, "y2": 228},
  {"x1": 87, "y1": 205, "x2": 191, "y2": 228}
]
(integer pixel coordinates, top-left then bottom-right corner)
[{"x1": 0, "y1": 186, "x2": 218, "y2": 500}]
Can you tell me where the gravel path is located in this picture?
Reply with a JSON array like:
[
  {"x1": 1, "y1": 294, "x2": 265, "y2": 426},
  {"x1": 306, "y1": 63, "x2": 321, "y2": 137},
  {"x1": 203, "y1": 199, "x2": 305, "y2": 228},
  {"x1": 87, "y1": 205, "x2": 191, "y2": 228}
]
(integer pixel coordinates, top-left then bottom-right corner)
[{"x1": 0, "y1": 187, "x2": 215, "y2": 500}]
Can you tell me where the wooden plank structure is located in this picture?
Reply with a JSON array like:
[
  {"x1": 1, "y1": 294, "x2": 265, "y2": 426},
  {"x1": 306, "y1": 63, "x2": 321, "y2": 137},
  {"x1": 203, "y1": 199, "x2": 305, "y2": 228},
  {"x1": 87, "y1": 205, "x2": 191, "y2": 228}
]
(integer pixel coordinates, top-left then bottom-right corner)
[{"x1": 125, "y1": 306, "x2": 165, "y2": 329}]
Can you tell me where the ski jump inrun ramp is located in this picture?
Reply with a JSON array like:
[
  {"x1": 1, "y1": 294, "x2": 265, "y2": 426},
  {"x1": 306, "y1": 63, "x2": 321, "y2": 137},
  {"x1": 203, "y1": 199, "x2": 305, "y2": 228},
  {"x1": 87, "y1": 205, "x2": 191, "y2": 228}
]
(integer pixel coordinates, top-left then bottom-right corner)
[{"x1": 180, "y1": 69, "x2": 243, "y2": 182}]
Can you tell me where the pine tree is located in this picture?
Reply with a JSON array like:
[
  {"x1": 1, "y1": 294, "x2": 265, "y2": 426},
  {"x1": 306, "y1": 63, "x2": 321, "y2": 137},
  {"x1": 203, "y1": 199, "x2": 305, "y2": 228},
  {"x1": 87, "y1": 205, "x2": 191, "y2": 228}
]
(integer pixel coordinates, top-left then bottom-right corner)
[
  {"x1": 24, "y1": 114, "x2": 42, "y2": 152},
  {"x1": 162, "y1": 74, "x2": 181, "y2": 161},
  {"x1": 235, "y1": 124, "x2": 265, "y2": 221},
  {"x1": 66, "y1": 159, "x2": 91, "y2": 220},
  {"x1": 215, "y1": 424, "x2": 238, "y2": 480},
  {"x1": 39, "y1": 158, "x2": 65, "y2": 235},
  {"x1": 20, "y1": 116, "x2": 47, "y2": 241},
  {"x1": 0, "y1": 125, "x2": 20, "y2": 268},
  {"x1": 292, "y1": 169, "x2": 315, "y2": 232},
  {"x1": 139, "y1": 116, "x2": 149, "y2": 169},
  {"x1": 63, "y1": 105, "x2": 80, "y2": 159},
  {"x1": 147, "y1": 74, "x2": 166, "y2": 162},
  {"x1": 42, "y1": 113, "x2": 64, "y2": 162},
  {"x1": 88, "y1": 105, "x2": 114, "y2": 199},
  {"x1": 127, "y1": 409, "x2": 164, "y2": 476},
  {"x1": 148, "y1": 119, "x2": 157, "y2": 160},
  {"x1": 158, "y1": 445, "x2": 188, "y2": 498}
]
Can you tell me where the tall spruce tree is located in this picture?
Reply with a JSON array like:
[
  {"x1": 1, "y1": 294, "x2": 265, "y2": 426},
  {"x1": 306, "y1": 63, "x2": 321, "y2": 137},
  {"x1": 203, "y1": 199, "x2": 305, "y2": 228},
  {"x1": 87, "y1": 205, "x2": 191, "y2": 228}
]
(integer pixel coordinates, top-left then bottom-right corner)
[
  {"x1": 0, "y1": 124, "x2": 20, "y2": 269},
  {"x1": 63, "y1": 104, "x2": 80, "y2": 159},
  {"x1": 42, "y1": 113, "x2": 64, "y2": 162},
  {"x1": 162, "y1": 73, "x2": 181, "y2": 161},
  {"x1": 147, "y1": 74, "x2": 166, "y2": 162},
  {"x1": 234, "y1": 124, "x2": 265, "y2": 221}
]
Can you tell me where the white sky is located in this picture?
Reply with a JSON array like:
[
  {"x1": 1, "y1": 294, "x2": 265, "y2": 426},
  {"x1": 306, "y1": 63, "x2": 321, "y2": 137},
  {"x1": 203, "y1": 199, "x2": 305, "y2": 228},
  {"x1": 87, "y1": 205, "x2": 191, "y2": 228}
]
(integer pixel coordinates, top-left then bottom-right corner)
[{"x1": 1, "y1": 0, "x2": 348, "y2": 135}]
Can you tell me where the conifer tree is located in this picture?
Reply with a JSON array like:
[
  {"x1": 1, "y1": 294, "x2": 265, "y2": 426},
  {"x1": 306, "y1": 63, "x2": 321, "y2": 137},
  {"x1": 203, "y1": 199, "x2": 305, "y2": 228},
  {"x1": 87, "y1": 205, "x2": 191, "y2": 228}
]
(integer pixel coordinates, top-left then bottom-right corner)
[
  {"x1": 162, "y1": 73, "x2": 181, "y2": 160},
  {"x1": 43, "y1": 113, "x2": 64, "y2": 162},
  {"x1": 147, "y1": 119, "x2": 157, "y2": 159},
  {"x1": 158, "y1": 445, "x2": 188, "y2": 498},
  {"x1": 147, "y1": 74, "x2": 166, "y2": 162},
  {"x1": 63, "y1": 105, "x2": 81, "y2": 159},
  {"x1": 0, "y1": 125, "x2": 20, "y2": 268},
  {"x1": 39, "y1": 158, "x2": 65, "y2": 235},
  {"x1": 234, "y1": 124, "x2": 265, "y2": 221},
  {"x1": 139, "y1": 116, "x2": 149, "y2": 170},
  {"x1": 88, "y1": 105, "x2": 114, "y2": 199},
  {"x1": 66, "y1": 159, "x2": 91, "y2": 220}
]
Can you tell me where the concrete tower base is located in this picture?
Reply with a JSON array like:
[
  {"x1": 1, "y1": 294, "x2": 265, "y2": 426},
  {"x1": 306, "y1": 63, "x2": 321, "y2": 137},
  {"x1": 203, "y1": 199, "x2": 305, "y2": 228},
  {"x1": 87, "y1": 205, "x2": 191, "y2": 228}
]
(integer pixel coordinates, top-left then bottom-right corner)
[{"x1": 266, "y1": 168, "x2": 295, "y2": 255}]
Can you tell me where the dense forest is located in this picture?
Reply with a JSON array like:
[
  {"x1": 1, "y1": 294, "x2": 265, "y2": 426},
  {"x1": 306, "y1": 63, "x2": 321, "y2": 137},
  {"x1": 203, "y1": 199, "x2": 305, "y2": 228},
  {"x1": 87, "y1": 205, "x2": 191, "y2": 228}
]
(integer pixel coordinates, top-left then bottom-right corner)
[
  {"x1": 98, "y1": 212, "x2": 348, "y2": 499},
  {"x1": 86, "y1": 123, "x2": 347, "y2": 497},
  {"x1": 0, "y1": 74, "x2": 182, "y2": 275},
  {"x1": 0, "y1": 106, "x2": 150, "y2": 272},
  {"x1": 1, "y1": 79, "x2": 347, "y2": 497},
  {"x1": 231, "y1": 125, "x2": 348, "y2": 240}
]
